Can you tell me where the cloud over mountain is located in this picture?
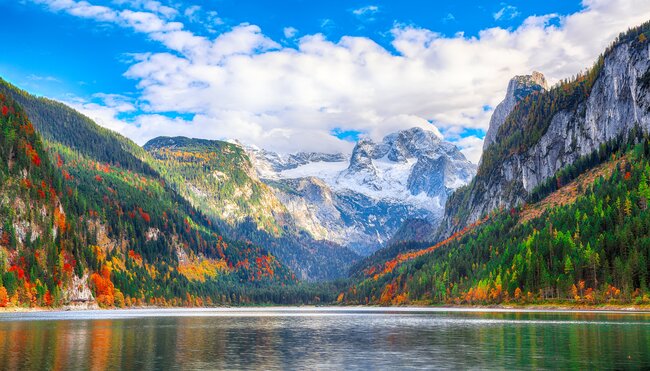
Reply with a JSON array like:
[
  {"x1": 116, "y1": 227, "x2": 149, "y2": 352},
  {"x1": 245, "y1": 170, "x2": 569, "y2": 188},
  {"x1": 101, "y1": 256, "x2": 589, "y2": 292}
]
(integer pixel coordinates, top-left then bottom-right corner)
[{"x1": 32, "y1": 0, "x2": 650, "y2": 161}]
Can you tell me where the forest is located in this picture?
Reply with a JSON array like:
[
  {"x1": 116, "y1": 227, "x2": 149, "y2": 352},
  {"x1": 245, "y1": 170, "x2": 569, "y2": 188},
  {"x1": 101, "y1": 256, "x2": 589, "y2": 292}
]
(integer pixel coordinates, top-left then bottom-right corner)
[
  {"x1": 343, "y1": 134, "x2": 650, "y2": 306},
  {"x1": 1, "y1": 22, "x2": 650, "y2": 309},
  {"x1": 0, "y1": 82, "x2": 340, "y2": 308}
]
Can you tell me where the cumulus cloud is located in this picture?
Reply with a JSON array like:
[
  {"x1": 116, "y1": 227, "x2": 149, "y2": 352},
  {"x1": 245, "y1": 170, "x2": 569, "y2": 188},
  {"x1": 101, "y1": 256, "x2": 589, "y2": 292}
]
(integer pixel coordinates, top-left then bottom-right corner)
[
  {"x1": 455, "y1": 136, "x2": 484, "y2": 164},
  {"x1": 30, "y1": 0, "x2": 650, "y2": 162},
  {"x1": 183, "y1": 4, "x2": 200, "y2": 19}
]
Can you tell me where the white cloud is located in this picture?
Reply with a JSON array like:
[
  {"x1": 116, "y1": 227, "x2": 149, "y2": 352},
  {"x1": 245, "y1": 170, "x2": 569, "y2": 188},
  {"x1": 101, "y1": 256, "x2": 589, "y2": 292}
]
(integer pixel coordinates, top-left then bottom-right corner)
[
  {"x1": 283, "y1": 26, "x2": 298, "y2": 39},
  {"x1": 352, "y1": 5, "x2": 379, "y2": 16},
  {"x1": 183, "y1": 4, "x2": 200, "y2": 19},
  {"x1": 494, "y1": 4, "x2": 519, "y2": 21},
  {"x1": 30, "y1": 0, "x2": 650, "y2": 161},
  {"x1": 27, "y1": 74, "x2": 60, "y2": 82},
  {"x1": 320, "y1": 18, "x2": 335, "y2": 31},
  {"x1": 455, "y1": 136, "x2": 484, "y2": 164}
]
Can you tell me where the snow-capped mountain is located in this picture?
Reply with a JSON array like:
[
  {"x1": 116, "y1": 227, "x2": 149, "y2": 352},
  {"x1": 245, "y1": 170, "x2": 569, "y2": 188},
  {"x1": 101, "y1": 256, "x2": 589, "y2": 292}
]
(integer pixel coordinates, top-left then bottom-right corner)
[{"x1": 246, "y1": 127, "x2": 476, "y2": 255}]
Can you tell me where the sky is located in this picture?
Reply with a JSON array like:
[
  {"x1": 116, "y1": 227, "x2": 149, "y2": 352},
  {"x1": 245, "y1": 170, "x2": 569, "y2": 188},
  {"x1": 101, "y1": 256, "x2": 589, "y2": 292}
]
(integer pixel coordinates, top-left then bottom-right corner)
[{"x1": 1, "y1": 0, "x2": 650, "y2": 163}]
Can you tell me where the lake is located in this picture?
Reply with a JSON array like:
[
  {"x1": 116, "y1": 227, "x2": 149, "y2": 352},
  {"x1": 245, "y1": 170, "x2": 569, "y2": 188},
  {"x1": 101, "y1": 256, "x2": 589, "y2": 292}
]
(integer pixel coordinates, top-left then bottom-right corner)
[{"x1": 0, "y1": 307, "x2": 648, "y2": 370}]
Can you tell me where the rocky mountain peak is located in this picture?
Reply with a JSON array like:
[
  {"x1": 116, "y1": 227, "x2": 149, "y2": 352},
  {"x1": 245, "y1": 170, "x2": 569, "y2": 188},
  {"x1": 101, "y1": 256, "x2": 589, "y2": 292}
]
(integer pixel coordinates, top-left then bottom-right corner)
[
  {"x1": 379, "y1": 127, "x2": 443, "y2": 160},
  {"x1": 440, "y1": 31, "x2": 650, "y2": 240},
  {"x1": 343, "y1": 127, "x2": 476, "y2": 198},
  {"x1": 483, "y1": 71, "x2": 548, "y2": 151},
  {"x1": 347, "y1": 127, "x2": 444, "y2": 167},
  {"x1": 509, "y1": 71, "x2": 549, "y2": 98},
  {"x1": 347, "y1": 139, "x2": 378, "y2": 174},
  {"x1": 243, "y1": 125, "x2": 476, "y2": 255}
]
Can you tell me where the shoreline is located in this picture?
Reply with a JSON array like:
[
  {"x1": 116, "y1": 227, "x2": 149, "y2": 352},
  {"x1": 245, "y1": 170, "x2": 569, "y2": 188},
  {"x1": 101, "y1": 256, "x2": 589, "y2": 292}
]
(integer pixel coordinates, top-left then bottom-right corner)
[{"x1": 1, "y1": 303, "x2": 650, "y2": 315}]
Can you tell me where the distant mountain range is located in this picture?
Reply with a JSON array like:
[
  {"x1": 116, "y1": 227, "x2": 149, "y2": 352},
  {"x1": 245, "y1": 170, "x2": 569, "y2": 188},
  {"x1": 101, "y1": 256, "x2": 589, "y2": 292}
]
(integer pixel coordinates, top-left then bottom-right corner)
[
  {"x1": 1, "y1": 19, "x2": 649, "y2": 309},
  {"x1": 142, "y1": 126, "x2": 475, "y2": 280},
  {"x1": 246, "y1": 127, "x2": 475, "y2": 255}
]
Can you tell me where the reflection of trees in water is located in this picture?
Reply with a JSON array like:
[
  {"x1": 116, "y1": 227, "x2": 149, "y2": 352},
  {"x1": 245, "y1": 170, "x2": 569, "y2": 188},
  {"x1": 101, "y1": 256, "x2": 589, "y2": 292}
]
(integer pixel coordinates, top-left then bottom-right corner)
[
  {"x1": 171, "y1": 316, "x2": 284, "y2": 369},
  {"x1": 0, "y1": 312, "x2": 648, "y2": 369},
  {"x1": 90, "y1": 320, "x2": 113, "y2": 371}
]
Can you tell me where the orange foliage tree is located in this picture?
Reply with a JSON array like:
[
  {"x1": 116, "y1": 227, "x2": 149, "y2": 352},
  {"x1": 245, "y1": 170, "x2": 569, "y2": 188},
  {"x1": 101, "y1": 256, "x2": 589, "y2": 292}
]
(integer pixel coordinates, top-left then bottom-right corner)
[
  {"x1": 0, "y1": 286, "x2": 8, "y2": 307},
  {"x1": 91, "y1": 266, "x2": 115, "y2": 307}
]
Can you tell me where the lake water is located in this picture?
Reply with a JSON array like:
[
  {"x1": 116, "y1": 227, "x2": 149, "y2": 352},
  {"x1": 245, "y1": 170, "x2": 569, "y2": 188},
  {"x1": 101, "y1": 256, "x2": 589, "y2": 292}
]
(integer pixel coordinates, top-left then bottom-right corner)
[{"x1": 0, "y1": 307, "x2": 648, "y2": 370}]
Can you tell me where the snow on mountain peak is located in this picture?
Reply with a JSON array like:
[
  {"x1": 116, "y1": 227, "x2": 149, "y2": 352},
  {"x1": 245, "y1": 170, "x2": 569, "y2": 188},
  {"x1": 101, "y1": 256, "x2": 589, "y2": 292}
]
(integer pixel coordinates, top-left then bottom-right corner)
[
  {"x1": 242, "y1": 127, "x2": 476, "y2": 255},
  {"x1": 248, "y1": 127, "x2": 475, "y2": 209}
]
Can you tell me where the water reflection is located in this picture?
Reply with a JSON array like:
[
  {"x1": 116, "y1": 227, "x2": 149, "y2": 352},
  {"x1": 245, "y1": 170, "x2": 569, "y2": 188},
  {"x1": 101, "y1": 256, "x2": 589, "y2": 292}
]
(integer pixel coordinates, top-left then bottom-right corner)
[{"x1": 0, "y1": 309, "x2": 648, "y2": 370}]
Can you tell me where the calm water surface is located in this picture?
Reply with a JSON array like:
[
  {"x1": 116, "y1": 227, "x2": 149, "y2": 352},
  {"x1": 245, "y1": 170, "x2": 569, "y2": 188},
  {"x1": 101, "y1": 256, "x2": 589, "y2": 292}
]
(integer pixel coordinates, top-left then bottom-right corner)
[{"x1": 0, "y1": 307, "x2": 648, "y2": 370}]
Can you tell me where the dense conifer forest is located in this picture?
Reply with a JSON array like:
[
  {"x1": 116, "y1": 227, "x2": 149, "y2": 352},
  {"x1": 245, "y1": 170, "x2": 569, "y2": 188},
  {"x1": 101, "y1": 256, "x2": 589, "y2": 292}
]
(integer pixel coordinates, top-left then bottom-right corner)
[{"x1": 343, "y1": 135, "x2": 650, "y2": 306}]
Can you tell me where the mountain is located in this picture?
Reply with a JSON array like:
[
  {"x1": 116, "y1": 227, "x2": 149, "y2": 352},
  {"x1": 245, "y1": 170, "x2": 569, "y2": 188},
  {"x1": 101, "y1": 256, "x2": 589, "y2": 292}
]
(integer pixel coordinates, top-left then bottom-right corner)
[
  {"x1": 482, "y1": 71, "x2": 548, "y2": 152},
  {"x1": 143, "y1": 129, "x2": 475, "y2": 280},
  {"x1": 341, "y1": 128, "x2": 476, "y2": 202},
  {"x1": 0, "y1": 78, "x2": 153, "y2": 176},
  {"x1": 0, "y1": 79, "x2": 328, "y2": 308},
  {"x1": 249, "y1": 127, "x2": 476, "y2": 255},
  {"x1": 344, "y1": 134, "x2": 650, "y2": 305},
  {"x1": 143, "y1": 136, "x2": 359, "y2": 281},
  {"x1": 342, "y1": 21, "x2": 650, "y2": 306},
  {"x1": 439, "y1": 23, "x2": 650, "y2": 239}
]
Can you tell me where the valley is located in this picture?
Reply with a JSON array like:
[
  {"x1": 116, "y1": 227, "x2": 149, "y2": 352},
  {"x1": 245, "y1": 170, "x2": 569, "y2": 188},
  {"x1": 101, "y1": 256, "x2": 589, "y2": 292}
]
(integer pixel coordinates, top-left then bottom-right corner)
[{"x1": 0, "y1": 19, "x2": 650, "y2": 311}]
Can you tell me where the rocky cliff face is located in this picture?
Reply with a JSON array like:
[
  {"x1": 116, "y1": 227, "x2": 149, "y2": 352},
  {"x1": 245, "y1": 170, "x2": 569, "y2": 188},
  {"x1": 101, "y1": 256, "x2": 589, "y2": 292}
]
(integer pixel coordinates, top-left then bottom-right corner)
[
  {"x1": 439, "y1": 34, "x2": 650, "y2": 238},
  {"x1": 269, "y1": 177, "x2": 428, "y2": 254},
  {"x1": 249, "y1": 127, "x2": 476, "y2": 255},
  {"x1": 482, "y1": 72, "x2": 548, "y2": 151},
  {"x1": 341, "y1": 128, "x2": 476, "y2": 199},
  {"x1": 247, "y1": 148, "x2": 346, "y2": 179}
]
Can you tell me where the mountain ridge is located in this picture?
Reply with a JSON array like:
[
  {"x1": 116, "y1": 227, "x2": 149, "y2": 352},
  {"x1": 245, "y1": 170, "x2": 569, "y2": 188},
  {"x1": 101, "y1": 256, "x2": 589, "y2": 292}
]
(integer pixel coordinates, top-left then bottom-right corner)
[
  {"x1": 246, "y1": 127, "x2": 476, "y2": 255},
  {"x1": 0, "y1": 79, "x2": 320, "y2": 308},
  {"x1": 438, "y1": 22, "x2": 650, "y2": 240}
]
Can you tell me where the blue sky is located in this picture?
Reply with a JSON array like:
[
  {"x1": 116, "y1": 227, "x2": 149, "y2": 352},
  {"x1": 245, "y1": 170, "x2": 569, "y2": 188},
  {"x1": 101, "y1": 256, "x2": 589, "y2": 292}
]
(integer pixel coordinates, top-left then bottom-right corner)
[
  {"x1": 0, "y1": 0, "x2": 648, "y2": 162},
  {"x1": 0, "y1": 1, "x2": 579, "y2": 97}
]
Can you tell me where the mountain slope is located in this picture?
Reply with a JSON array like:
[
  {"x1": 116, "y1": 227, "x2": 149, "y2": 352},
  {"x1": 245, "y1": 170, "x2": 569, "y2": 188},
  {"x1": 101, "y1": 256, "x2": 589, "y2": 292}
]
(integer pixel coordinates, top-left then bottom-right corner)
[
  {"x1": 0, "y1": 80, "x2": 311, "y2": 308},
  {"x1": 250, "y1": 127, "x2": 476, "y2": 255},
  {"x1": 144, "y1": 136, "x2": 359, "y2": 281},
  {"x1": 0, "y1": 79, "x2": 153, "y2": 176},
  {"x1": 344, "y1": 135, "x2": 650, "y2": 305},
  {"x1": 439, "y1": 22, "x2": 650, "y2": 239}
]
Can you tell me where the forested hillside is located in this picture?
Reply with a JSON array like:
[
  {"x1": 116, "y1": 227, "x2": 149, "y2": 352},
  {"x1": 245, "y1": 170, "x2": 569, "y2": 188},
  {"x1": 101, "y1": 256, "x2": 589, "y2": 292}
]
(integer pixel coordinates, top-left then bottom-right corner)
[
  {"x1": 439, "y1": 21, "x2": 650, "y2": 238},
  {"x1": 144, "y1": 136, "x2": 359, "y2": 281},
  {"x1": 0, "y1": 79, "x2": 153, "y2": 176},
  {"x1": 0, "y1": 82, "x2": 342, "y2": 308},
  {"x1": 343, "y1": 135, "x2": 650, "y2": 306}
]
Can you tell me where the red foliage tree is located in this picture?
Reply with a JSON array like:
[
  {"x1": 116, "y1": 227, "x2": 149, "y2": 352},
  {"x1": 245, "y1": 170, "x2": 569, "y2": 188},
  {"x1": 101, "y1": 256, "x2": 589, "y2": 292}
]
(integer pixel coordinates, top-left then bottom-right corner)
[
  {"x1": 43, "y1": 290, "x2": 54, "y2": 307},
  {"x1": 9, "y1": 265, "x2": 26, "y2": 280},
  {"x1": 31, "y1": 153, "x2": 41, "y2": 167}
]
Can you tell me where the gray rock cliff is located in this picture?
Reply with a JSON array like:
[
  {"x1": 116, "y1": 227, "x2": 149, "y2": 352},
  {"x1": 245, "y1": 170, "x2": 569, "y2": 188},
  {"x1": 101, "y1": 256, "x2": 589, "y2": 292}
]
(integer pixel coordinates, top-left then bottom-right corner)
[
  {"x1": 483, "y1": 71, "x2": 548, "y2": 151},
  {"x1": 439, "y1": 36, "x2": 650, "y2": 239}
]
